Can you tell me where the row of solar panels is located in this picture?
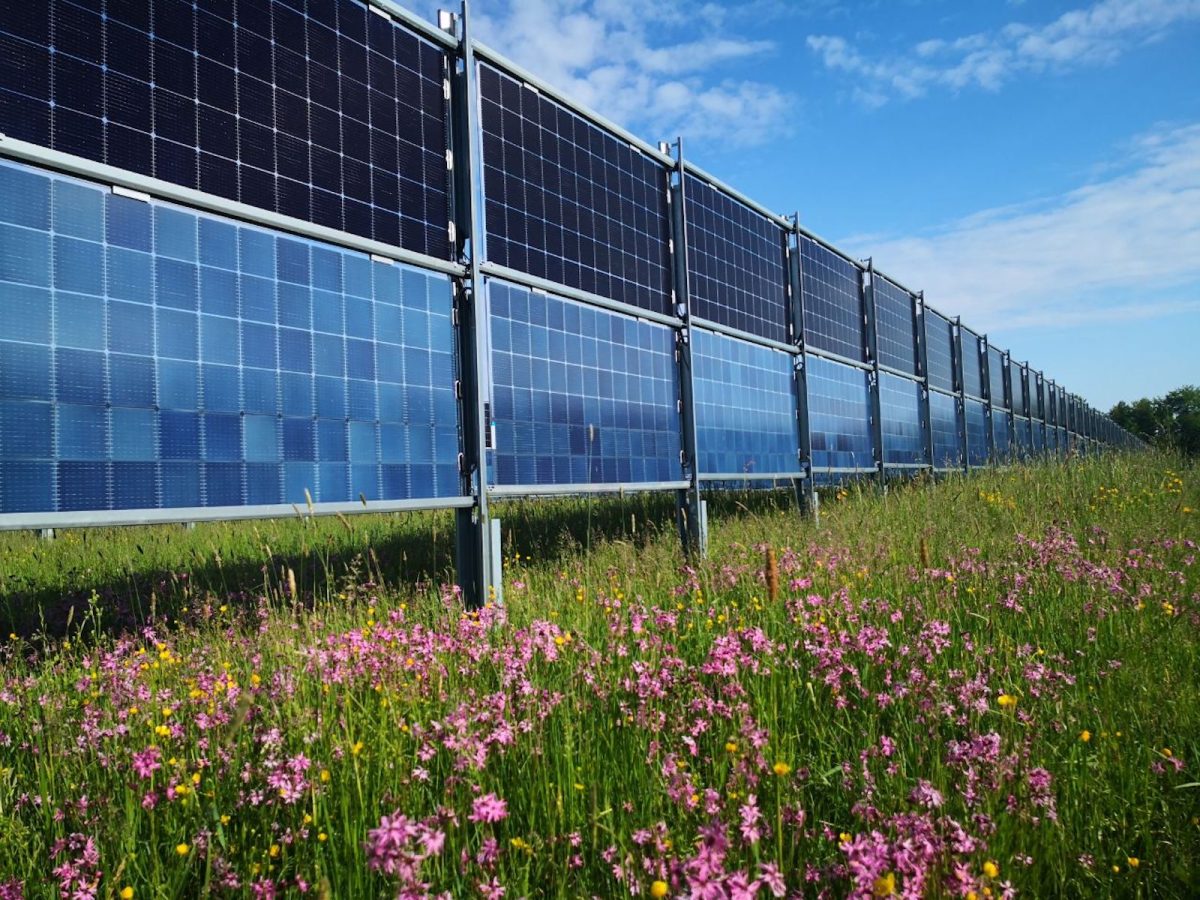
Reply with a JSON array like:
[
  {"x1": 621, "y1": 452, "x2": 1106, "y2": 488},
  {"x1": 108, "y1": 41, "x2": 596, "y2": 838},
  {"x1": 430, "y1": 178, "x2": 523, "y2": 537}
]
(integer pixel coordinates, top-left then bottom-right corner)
[{"x1": 0, "y1": 0, "x2": 1137, "y2": 523}]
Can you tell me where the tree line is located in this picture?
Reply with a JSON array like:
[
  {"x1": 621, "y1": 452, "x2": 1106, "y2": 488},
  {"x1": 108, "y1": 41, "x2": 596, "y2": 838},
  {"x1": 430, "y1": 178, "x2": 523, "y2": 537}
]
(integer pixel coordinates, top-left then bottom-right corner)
[{"x1": 1109, "y1": 385, "x2": 1200, "y2": 456}]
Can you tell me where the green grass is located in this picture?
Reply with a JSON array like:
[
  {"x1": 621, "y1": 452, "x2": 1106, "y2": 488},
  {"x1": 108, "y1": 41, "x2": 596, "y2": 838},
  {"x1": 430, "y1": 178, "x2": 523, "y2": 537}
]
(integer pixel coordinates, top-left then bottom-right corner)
[{"x1": 0, "y1": 452, "x2": 1197, "y2": 898}]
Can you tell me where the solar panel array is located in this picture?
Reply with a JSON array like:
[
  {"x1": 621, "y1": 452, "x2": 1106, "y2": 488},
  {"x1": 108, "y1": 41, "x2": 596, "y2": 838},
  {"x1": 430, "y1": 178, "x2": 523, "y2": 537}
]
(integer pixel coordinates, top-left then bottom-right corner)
[
  {"x1": 478, "y1": 62, "x2": 671, "y2": 314},
  {"x1": 925, "y1": 310, "x2": 955, "y2": 393},
  {"x1": 807, "y1": 356, "x2": 872, "y2": 471},
  {"x1": 872, "y1": 277, "x2": 918, "y2": 374},
  {"x1": 965, "y1": 399, "x2": 988, "y2": 466},
  {"x1": 929, "y1": 390, "x2": 960, "y2": 469},
  {"x1": 798, "y1": 237, "x2": 866, "y2": 363},
  {"x1": 488, "y1": 280, "x2": 681, "y2": 486},
  {"x1": 879, "y1": 373, "x2": 926, "y2": 466},
  {"x1": 0, "y1": 0, "x2": 452, "y2": 259},
  {"x1": 683, "y1": 175, "x2": 788, "y2": 343},
  {"x1": 692, "y1": 329, "x2": 800, "y2": 476},
  {"x1": 0, "y1": 157, "x2": 458, "y2": 515}
]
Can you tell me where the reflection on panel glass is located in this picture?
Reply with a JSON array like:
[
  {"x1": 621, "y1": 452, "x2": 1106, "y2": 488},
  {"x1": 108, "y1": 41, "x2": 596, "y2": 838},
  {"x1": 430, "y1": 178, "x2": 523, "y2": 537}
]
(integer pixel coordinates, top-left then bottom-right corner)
[
  {"x1": 873, "y1": 277, "x2": 917, "y2": 374},
  {"x1": 925, "y1": 310, "x2": 955, "y2": 393},
  {"x1": 961, "y1": 329, "x2": 984, "y2": 398},
  {"x1": 0, "y1": 0, "x2": 451, "y2": 258},
  {"x1": 692, "y1": 329, "x2": 799, "y2": 475},
  {"x1": 1013, "y1": 416, "x2": 1032, "y2": 456},
  {"x1": 478, "y1": 63, "x2": 671, "y2": 314},
  {"x1": 965, "y1": 399, "x2": 988, "y2": 466},
  {"x1": 799, "y1": 237, "x2": 865, "y2": 362},
  {"x1": 879, "y1": 372, "x2": 926, "y2": 466},
  {"x1": 685, "y1": 176, "x2": 788, "y2": 343},
  {"x1": 992, "y1": 411, "x2": 1011, "y2": 461},
  {"x1": 806, "y1": 355, "x2": 872, "y2": 471},
  {"x1": 988, "y1": 346, "x2": 1008, "y2": 409},
  {"x1": 488, "y1": 280, "x2": 680, "y2": 485},
  {"x1": 0, "y1": 158, "x2": 459, "y2": 516},
  {"x1": 929, "y1": 390, "x2": 961, "y2": 468},
  {"x1": 1032, "y1": 421, "x2": 1045, "y2": 453}
]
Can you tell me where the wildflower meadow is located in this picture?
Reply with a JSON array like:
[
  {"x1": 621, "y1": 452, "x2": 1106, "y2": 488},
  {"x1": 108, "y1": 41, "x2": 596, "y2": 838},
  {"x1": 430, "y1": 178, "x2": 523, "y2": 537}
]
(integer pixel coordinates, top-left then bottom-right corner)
[{"x1": 0, "y1": 452, "x2": 1197, "y2": 898}]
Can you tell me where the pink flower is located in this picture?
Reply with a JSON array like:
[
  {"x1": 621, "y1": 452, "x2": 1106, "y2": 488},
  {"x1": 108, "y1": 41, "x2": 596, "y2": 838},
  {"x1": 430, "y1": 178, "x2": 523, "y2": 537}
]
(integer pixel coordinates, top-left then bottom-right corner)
[
  {"x1": 469, "y1": 793, "x2": 508, "y2": 824},
  {"x1": 132, "y1": 746, "x2": 162, "y2": 779}
]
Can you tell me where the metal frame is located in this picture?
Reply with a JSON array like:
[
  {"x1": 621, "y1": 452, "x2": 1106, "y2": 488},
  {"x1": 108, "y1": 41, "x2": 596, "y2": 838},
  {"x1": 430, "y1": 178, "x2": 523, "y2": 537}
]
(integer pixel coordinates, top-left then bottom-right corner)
[{"x1": 862, "y1": 261, "x2": 886, "y2": 483}]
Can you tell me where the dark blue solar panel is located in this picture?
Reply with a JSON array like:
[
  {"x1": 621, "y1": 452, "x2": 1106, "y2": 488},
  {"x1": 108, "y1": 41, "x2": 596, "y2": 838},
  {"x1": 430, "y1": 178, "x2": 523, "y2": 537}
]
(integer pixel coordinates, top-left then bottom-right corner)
[
  {"x1": 879, "y1": 373, "x2": 926, "y2": 466},
  {"x1": 478, "y1": 63, "x2": 671, "y2": 315},
  {"x1": 1010, "y1": 364, "x2": 1028, "y2": 417},
  {"x1": 925, "y1": 310, "x2": 955, "y2": 393},
  {"x1": 965, "y1": 399, "x2": 987, "y2": 466},
  {"x1": 961, "y1": 328, "x2": 984, "y2": 399},
  {"x1": 692, "y1": 328, "x2": 799, "y2": 476},
  {"x1": 1013, "y1": 416, "x2": 1032, "y2": 455},
  {"x1": 684, "y1": 175, "x2": 788, "y2": 343},
  {"x1": 799, "y1": 236, "x2": 865, "y2": 363},
  {"x1": 991, "y1": 410, "x2": 1011, "y2": 461},
  {"x1": 0, "y1": 0, "x2": 450, "y2": 258},
  {"x1": 806, "y1": 355, "x2": 872, "y2": 471},
  {"x1": 872, "y1": 277, "x2": 917, "y2": 374},
  {"x1": 988, "y1": 346, "x2": 1008, "y2": 409},
  {"x1": 0, "y1": 157, "x2": 458, "y2": 516},
  {"x1": 488, "y1": 280, "x2": 681, "y2": 486},
  {"x1": 929, "y1": 390, "x2": 960, "y2": 469},
  {"x1": 1032, "y1": 421, "x2": 1044, "y2": 453}
]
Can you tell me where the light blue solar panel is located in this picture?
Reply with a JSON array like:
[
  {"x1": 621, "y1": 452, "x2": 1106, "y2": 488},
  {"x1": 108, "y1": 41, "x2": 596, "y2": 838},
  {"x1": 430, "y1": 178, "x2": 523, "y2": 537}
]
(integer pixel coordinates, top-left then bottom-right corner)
[
  {"x1": 929, "y1": 390, "x2": 961, "y2": 469},
  {"x1": 692, "y1": 328, "x2": 800, "y2": 476},
  {"x1": 0, "y1": 157, "x2": 459, "y2": 516},
  {"x1": 965, "y1": 399, "x2": 988, "y2": 466},
  {"x1": 799, "y1": 237, "x2": 865, "y2": 363},
  {"x1": 991, "y1": 410, "x2": 1011, "y2": 461},
  {"x1": 879, "y1": 372, "x2": 926, "y2": 466},
  {"x1": 873, "y1": 277, "x2": 917, "y2": 375},
  {"x1": 488, "y1": 280, "x2": 681, "y2": 486},
  {"x1": 806, "y1": 355, "x2": 872, "y2": 471},
  {"x1": 988, "y1": 346, "x2": 1008, "y2": 409},
  {"x1": 925, "y1": 310, "x2": 955, "y2": 392}
]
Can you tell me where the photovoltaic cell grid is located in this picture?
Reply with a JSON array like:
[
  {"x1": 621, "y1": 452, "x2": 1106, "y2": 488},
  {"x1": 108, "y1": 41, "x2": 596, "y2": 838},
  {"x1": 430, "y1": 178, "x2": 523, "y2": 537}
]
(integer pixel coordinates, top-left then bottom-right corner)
[
  {"x1": 488, "y1": 280, "x2": 681, "y2": 486},
  {"x1": 992, "y1": 411, "x2": 1011, "y2": 460},
  {"x1": 806, "y1": 355, "x2": 872, "y2": 471},
  {"x1": 988, "y1": 346, "x2": 1008, "y2": 409},
  {"x1": 691, "y1": 328, "x2": 799, "y2": 476},
  {"x1": 925, "y1": 310, "x2": 955, "y2": 393},
  {"x1": 929, "y1": 390, "x2": 960, "y2": 469},
  {"x1": 879, "y1": 372, "x2": 926, "y2": 466},
  {"x1": 478, "y1": 63, "x2": 671, "y2": 315},
  {"x1": 683, "y1": 174, "x2": 788, "y2": 343},
  {"x1": 798, "y1": 236, "x2": 865, "y2": 363},
  {"x1": 0, "y1": 158, "x2": 459, "y2": 515},
  {"x1": 872, "y1": 277, "x2": 917, "y2": 374},
  {"x1": 1014, "y1": 416, "x2": 1032, "y2": 455},
  {"x1": 965, "y1": 399, "x2": 987, "y2": 466},
  {"x1": 0, "y1": 0, "x2": 452, "y2": 259},
  {"x1": 1032, "y1": 421, "x2": 1044, "y2": 453},
  {"x1": 1012, "y1": 365, "x2": 1028, "y2": 416},
  {"x1": 961, "y1": 329, "x2": 984, "y2": 399}
]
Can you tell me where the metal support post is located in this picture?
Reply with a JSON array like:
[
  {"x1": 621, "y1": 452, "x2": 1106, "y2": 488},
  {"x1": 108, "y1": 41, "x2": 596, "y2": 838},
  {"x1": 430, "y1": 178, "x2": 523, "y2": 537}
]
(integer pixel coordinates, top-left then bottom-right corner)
[
  {"x1": 981, "y1": 334, "x2": 996, "y2": 463},
  {"x1": 1002, "y1": 350, "x2": 1015, "y2": 457},
  {"x1": 863, "y1": 260, "x2": 885, "y2": 486},
  {"x1": 915, "y1": 291, "x2": 934, "y2": 474},
  {"x1": 788, "y1": 217, "x2": 816, "y2": 515},
  {"x1": 954, "y1": 316, "x2": 969, "y2": 472},
  {"x1": 668, "y1": 139, "x2": 706, "y2": 557},
  {"x1": 448, "y1": 2, "x2": 499, "y2": 608}
]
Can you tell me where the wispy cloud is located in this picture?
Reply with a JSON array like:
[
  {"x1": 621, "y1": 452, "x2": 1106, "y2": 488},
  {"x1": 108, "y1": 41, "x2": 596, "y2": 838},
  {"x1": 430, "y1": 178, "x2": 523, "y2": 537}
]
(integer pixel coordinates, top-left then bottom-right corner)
[
  {"x1": 458, "y1": 0, "x2": 793, "y2": 147},
  {"x1": 838, "y1": 123, "x2": 1200, "y2": 331},
  {"x1": 809, "y1": 0, "x2": 1200, "y2": 104}
]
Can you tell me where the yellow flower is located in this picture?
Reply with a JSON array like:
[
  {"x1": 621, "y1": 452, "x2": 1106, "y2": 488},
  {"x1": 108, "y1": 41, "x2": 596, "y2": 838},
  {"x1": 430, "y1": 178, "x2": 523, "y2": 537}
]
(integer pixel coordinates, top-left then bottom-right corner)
[
  {"x1": 650, "y1": 881, "x2": 669, "y2": 898},
  {"x1": 351, "y1": 741, "x2": 364, "y2": 757},
  {"x1": 269, "y1": 844, "x2": 280, "y2": 858},
  {"x1": 174, "y1": 784, "x2": 189, "y2": 797},
  {"x1": 1112, "y1": 865, "x2": 1120, "y2": 874},
  {"x1": 175, "y1": 843, "x2": 189, "y2": 857},
  {"x1": 320, "y1": 769, "x2": 331, "y2": 783},
  {"x1": 120, "y1": 888, "x2": 134, "y2": 900},
  {"x1": 997, "y1": 694, "x2": 1017, "y2": 709},
  {"x1": 1127, "y1": 857, "x2": 1139, "y2": 868},
  {"x1": 725, "y1": 741, "x2": 738, "y2": 754},
  {"x1": 318, "y1": 833, "x2": 328, "y2": 843},
  {"x1": 839, "y1": 832, "x2": 852, "y2": 844},
  {"x1": 873, "y1": 872, "x2": 896, "y2": 896},
  {"x1": 772, "y1": 761, "x2": 792, "y2": 777},
  {"x1": 983, "y1": 861, "x2": 999, "y2": 879},
  {"x1": 1080, "y1": 730, "x2": 1091, "y2": 742},
  {"x1": 220, "y1": 815, "x2": 230, "y2": 825},
  {"x1": 1163, "y1": 748, "x2": 1173, "y2": 757}
]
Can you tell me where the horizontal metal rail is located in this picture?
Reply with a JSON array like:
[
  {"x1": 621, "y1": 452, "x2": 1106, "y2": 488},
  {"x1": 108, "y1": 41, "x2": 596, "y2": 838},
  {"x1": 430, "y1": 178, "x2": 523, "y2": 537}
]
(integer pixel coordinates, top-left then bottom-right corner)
[
  {"x1": 489, "y1": 481, "x2": 690, "y2": 497},
  {"x1": 699, "y1": 472, "x2": 807, "y2": 482}
]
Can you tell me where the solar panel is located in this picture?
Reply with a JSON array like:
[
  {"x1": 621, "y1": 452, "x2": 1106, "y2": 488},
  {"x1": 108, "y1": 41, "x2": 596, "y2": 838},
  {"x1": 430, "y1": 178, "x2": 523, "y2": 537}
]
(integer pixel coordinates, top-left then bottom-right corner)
[
  {"x1": 806, "y1": 355, "x2": 872, "y2": 471},
  {"x1": 929, "y1": 390, "x2": 960, "y2": 468},
  {"x1": 961, "y1": 328, "x2": 984, "y2": 399},
  {"x1": 0, "y1": 157, "x2": 459, "y2": 516},
  {"x1": 477, "y1": 62, "x2": 672, "y2": 315},
  {"x1": 991, "y1": 410, "x2": 1011, "y2": 460},
  {"x1": 879, "y1": 373, "x2": 926, "y2": 466},
  {"x1": 872, "y1": 277, "x2": 918, "y2": 375},
  {"x1": 1013, "y1": 416, "x2": 1032, "y2": 454},
  {"x1": 1032, "y1": 421, "x2": 1045, "y2": 453},
  {"x1": 0, "y1": 0, "x2": 451, "y2": 259},
  {"x1": 988, "y1": 346, "x2": 1008, "y2": 409},
  {"x1": 965, "y1": 399, "x2": 988, "y2": 466},
  {"x1": 692, "y1": 329, "x2": 799, "y2": 476},
  {"x1": 684, "y1": 175, "x2": 788, "y2": 343},
  {"x1": 488, "y1": 280, "x2": 681, "y2": 486},
  {"x1": 925, "y1": 310, "x2": 955, "y2": 393},
  {"x1": 1010, "y1": 364, "x2": 1027, "y2": 416},
  {"x1": 798, "y1": 236, "x2": 866, "y2": 362}
]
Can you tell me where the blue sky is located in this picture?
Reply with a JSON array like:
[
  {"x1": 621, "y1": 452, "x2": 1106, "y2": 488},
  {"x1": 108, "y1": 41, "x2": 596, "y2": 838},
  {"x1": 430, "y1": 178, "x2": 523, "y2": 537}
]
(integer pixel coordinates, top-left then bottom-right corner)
[{"x1": 404, "y1": 0, "x2": 1200, "y2": 410}]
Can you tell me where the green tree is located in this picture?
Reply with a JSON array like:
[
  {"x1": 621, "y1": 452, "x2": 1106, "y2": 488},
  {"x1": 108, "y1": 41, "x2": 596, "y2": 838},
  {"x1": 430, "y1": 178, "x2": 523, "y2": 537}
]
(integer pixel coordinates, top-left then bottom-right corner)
[{"x1": 1110, "y1": 385, "x2": 1200, "y2": 455}]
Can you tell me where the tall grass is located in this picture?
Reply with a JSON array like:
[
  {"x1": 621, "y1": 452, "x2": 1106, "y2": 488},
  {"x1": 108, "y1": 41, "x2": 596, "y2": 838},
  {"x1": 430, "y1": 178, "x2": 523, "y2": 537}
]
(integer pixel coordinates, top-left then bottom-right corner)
[{"x1": 0, "y1": 452, "x2": 1196, "y2": 898}]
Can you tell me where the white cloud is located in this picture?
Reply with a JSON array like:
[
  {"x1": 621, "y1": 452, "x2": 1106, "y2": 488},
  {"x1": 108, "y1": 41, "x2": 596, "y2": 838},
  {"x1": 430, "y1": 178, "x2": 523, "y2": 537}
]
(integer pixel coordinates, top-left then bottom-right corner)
[
  {"x1": 462, "y1": 0, "x2": 794, "y2": 146},
  {"x1": 838, "y1": 123, "x2": 1200, "y2": 331},
  {"x1": 809, "y1": 0, "x2": 1200, "y2": 104}
]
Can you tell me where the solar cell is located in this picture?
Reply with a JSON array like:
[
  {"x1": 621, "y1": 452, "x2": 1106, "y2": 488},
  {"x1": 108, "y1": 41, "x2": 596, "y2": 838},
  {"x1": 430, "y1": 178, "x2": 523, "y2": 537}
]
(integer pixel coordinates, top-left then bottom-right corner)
[
  {"x1": 929, "y1": 390, "x2": 960, "y2": 468},
  {"x1": 684, "y1": 175, "x2": 788, "y2": 343},
  {"x1": 488, "y1": 279, "x2": 681, "y2": 486},
  {"x1": 925, "y1": 310, "x2": 955, "y2": 392},
  {"x1": 0, "y1": 0, "x2": 451, "y2": 258},
  {"x1": 692, "y1": 329, "x2": 799, "y2": 476},
  {"x1": 0, "y1": 157, "x2": 458, "y2": 516},
  {"x1": 806, "y1": 355, "x2": 873, "y2": 471},
  {"x1": 798, "y1": 236, "x2": 866, "y2": 362},
  {"x1": 872, "y1": 277, "x2": 918, "y2": 374},
  {"x1": 879, "y1": 373, "x2": 926, "y2": 466},
  {"x1": 477, "y1": 62, "x2": 672, "y2": 314}
]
